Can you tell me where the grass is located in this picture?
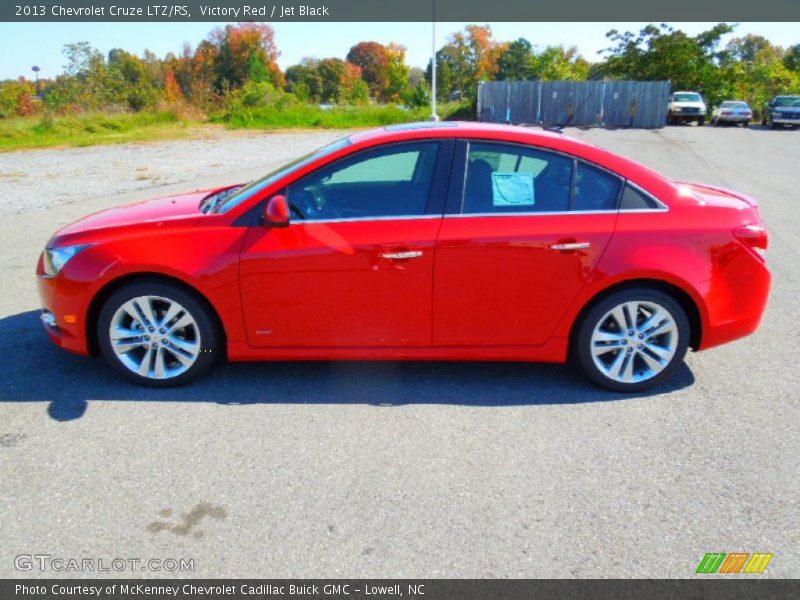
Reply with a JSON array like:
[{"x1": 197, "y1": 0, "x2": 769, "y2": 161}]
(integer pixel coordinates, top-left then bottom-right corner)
[
  {"x1": 0, "y1": 110, "x2": 200, "y2": 152},
  {"x1": 212, "y1": 102, "x2": 467, "y2": 129},
  {"x1": 0, "y1": 102, "x2": 473, "y2": 152}
]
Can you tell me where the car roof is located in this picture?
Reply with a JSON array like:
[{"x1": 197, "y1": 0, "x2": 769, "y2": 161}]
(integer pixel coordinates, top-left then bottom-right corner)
[{"x1": 349, "y1": 121, "x2": 581, "y2": 146}]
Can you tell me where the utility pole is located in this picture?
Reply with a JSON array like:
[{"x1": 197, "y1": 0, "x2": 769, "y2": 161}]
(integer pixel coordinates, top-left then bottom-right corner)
[
  {"x1": 32, "y1": 66, "x2": 41, "y2": 97},
  {"x1": 430, "y1": 1, "x2": 439, "y2": 121}
]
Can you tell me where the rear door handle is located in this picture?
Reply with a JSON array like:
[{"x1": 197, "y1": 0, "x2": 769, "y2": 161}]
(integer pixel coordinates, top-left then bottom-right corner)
[
  {"x1": 381, "y1": 251, "x2": 423, "y2": 260},
  {"x1": 549, "y1": 242, "x2": 591, "y2": 251}
]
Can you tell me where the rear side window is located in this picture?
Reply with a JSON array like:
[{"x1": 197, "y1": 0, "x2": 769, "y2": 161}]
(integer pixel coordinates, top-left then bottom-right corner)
[
  {"x1": 619, "y1": 184, "x2": 662, "y2": 210},
  {"x1": 463, "y1": 142, "x2": 573, "y2": 214},
  {"x1": 573, "y1": 163, "x2": 621, "y2": 211}
]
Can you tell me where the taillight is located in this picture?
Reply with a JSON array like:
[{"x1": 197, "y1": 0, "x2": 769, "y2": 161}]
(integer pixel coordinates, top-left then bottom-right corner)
[{"x1": 733, "y1": 224, "x2": 768, "y2": 261}]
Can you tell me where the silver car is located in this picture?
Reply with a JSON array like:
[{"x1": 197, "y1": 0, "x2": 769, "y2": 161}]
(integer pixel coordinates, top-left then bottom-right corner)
[{"x1": 711, "y1": 101, "x2": 752, "y2": 126}]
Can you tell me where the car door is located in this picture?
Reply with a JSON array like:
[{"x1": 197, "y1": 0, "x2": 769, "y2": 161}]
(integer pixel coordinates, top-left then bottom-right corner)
[
  {"x1": 432, "y1": 140, "x2": 620, "y2": 347},
  {"x1": 239, "y1": 140, "x2": 452, "y2": 347}
]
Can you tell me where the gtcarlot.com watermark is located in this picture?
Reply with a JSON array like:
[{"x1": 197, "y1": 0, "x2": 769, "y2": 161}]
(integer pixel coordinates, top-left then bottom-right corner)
[{"x1": 15, "y1": 554, "x2": 194, "y2": 573}]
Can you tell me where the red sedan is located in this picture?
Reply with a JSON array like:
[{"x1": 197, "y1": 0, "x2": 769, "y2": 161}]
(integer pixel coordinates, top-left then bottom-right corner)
[{"x1": 36, "y1": 123, "x2": 770, "y2": 391}]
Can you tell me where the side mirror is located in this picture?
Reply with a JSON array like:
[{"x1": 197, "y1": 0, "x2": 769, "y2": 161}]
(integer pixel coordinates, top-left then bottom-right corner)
[{"x1": 263, "y1": 194, "x2": 290, "y2": 228}]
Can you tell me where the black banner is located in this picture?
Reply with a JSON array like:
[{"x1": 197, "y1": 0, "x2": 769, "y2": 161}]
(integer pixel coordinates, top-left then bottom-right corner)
[
  {"x1": 3, "y1": 0, "x2": 800, "y2": 22},
  {"x1": 3, "y1": 580, "x2": 800, "y2": 600}
]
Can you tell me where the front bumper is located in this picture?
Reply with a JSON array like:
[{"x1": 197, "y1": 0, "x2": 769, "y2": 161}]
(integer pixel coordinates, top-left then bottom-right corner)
[
  {"x1": 672, "y1": 111, "x2": 706, "y2": 120},
  {"x1": 772, "y1": 117, "x2": 800, "y2": 125},
  {"x1": 37, "y1": 270, "x2": 92, "y2": 356}
]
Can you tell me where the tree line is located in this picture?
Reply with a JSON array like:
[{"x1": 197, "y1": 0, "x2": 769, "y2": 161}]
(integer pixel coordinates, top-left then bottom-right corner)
[{"x1": 1, "y1": 23, "x2": 799, "y2": 120}]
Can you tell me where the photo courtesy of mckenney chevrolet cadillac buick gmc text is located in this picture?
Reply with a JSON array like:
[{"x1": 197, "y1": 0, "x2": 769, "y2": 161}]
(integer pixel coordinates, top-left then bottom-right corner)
[{"x1": 36, "y1": 122, "x2": 771, "y2": 392}]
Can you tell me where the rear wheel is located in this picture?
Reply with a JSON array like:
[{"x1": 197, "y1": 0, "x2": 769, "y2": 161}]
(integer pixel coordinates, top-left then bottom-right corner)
[
  {"x1": 575, "y1": 289, "x2": 690, "y2": 392},
  {"x1": 97, "y1": 281, "x2": 221, "y2": 387}
]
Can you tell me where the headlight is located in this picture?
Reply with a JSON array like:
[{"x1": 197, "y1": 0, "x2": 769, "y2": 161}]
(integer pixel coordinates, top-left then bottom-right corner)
[
  {"x1": 773, "y1": 112, "x2": 781, "y2": 119},
  {"x1": 42, "y1": 244, "x2": 92, "y2": 277},
  {"x1": 673, "y1": 107, "x2": 682, "y2": 112}
]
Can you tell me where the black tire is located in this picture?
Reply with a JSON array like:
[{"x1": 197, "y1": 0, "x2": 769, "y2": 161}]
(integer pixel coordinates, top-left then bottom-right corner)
[
  {"x1": 97, "y1": 280, "x2": 221, "y2": 387},
  {"x1": 769, "y1": 119, "x2": 776, "y2": 129},
  {"x1": 698, "y1": 117, "x2": 705, "y2": 126},
  {"x1": 743, "y1": 121, "x2": 749, "y2": 128},
  {"x1": 574, "y1": 288, "x2": 690, "y2": 393},
  {"x1": 667, "y1": 112, "x2": 673, "y2": 125}
]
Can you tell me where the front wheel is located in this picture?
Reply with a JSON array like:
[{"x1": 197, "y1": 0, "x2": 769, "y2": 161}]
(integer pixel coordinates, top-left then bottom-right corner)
[
  {"x1": 97, "y1": 281, "x2": 221, "y2": 387},
  {"x1": 575, "y1": 289, "x2": 690, "y2": 392},
  {"x1": 698, "y1": 117, "x2": 705, "y2": 126}
]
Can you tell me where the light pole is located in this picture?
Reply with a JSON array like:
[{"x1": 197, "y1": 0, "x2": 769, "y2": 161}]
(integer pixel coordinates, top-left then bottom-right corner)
[
  {"x1": 31, "y1": 65, "x2": 41, "y2": 97},
  {"x1": 430, "y1": 2, "x2": 439, "y2": 121}
]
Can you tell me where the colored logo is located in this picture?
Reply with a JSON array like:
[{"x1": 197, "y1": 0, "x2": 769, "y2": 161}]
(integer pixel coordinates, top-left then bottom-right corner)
[{"x1": 696, "y1": 552, "x2": 773, "y2": 574}]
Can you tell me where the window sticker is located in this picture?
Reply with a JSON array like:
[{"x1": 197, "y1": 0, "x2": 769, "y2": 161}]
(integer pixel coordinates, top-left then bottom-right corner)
[{"x1": 492, "y1": 172, "x2": 535, "y2": 207}]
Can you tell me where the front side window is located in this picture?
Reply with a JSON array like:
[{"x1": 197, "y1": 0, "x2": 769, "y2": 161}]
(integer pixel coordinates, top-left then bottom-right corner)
[
  {"x1": 287, "y1": 142, "x2": 440, "y2": 221},
  {"x1": 215, "y1": 137, "x2": 351, "y2": 214},
  {"x1": 462, "y1": 142, "x2": 573, "y2": 214}
]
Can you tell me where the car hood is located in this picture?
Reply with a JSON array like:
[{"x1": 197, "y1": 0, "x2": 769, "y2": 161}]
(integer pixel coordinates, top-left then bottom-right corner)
[{"x1": 53, "y1": 189, "x2": 213, "y2": 242}]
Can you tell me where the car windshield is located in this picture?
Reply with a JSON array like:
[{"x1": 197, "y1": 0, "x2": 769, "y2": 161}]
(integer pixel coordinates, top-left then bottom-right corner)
[
  {"x1": 773, "y1": 96, "x2": 800, "y2": 107},
  {"x1": 673, "y1": 93, "x2": 702, "y2": 102},
  {"x1": 213, "y1": 137, "x2": 351, "y2": 214}
]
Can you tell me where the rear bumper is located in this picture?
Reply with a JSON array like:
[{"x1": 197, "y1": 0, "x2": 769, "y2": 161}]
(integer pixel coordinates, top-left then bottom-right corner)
[{"x1": 698, "y1": 259, "x2": 771, "y2": 351}]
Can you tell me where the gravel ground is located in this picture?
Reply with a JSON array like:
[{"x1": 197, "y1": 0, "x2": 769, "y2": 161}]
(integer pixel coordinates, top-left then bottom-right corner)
[
  {"x1": 0, "y1": 124, "x2": 798, "y2": 579},
  {"x1": 0, "y1": 128, "x2": 347, "y2": 217}
]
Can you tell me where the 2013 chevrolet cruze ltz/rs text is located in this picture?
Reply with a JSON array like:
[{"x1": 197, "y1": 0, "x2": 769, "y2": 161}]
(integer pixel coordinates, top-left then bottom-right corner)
[{"x1": 36, "y1": 123, "x2": 771, "y2": 391}]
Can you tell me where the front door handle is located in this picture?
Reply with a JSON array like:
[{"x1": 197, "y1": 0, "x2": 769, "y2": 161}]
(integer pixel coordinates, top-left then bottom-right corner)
[
  {"x1": 549, "y1": 242, "x2": 591, "y2": 251},
  {"x1": 381, "y1": 250, "x2": 423, "y2": 260}
]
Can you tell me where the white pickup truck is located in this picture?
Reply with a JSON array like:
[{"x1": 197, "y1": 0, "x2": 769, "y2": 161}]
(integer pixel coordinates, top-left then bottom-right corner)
[{"x1": 667, "y1": 91, "x2": 707, "y2": 126}]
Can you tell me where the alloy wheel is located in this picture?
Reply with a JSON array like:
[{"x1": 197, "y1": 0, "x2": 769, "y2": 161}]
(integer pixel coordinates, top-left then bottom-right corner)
[
  {"x1": 108, "y1": 295, "x2": 201, "y2": 380},
  {"x1": 589, "y1": 300, "x2": 679, "y2": 384}
]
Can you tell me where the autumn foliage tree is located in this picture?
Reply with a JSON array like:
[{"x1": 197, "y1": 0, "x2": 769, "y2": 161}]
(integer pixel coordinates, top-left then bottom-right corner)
[
  {"x1": 209, "y1": 23, "x2": 284, "y2": 91},
  {"x1": 346, "y1": 41, "x2": 389, "y2": 99}
]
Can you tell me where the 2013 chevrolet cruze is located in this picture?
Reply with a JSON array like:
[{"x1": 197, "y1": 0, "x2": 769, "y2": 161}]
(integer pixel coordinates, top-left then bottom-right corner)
[{"x1": 37, "y1": 122, "x2": 771, "y2": 391}]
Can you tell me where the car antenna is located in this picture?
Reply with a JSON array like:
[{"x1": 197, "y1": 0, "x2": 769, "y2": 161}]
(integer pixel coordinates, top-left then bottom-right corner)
[{"x1": 543, "y1": 92, "x2": 595, "y2": 132}]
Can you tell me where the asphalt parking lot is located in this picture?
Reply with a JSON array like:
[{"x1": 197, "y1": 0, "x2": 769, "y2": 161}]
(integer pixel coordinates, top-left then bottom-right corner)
[{"x1": 1, "y1": 124, "x2": 798, "y2": 578}]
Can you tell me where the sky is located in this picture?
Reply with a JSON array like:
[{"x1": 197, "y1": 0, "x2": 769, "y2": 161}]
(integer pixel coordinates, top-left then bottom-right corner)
[{"x1": 0, "y1": 21, "x2": 797, "y2": 80}]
